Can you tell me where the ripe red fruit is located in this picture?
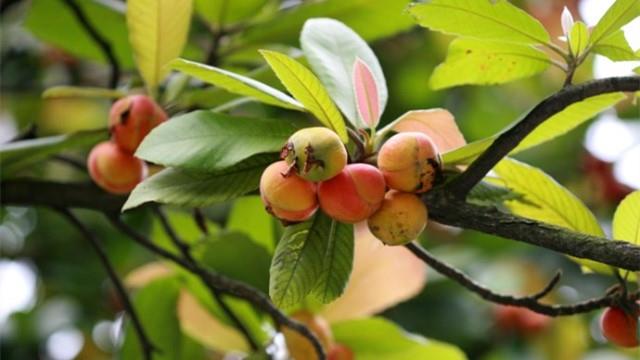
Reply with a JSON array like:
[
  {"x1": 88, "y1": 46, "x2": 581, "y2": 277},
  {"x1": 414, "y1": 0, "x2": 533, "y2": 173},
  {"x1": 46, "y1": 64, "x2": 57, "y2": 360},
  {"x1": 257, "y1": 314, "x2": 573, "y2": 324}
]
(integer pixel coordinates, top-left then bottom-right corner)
[
  {"x1": 600, "y1": 306, "x2": 639, "y2": 347},
  {"x1": 318, "y1": 163, "x2": 386, "y2": 224},
  {"x1": 259, "y1": 161, "x2": 318, "y2": 222},
  {"x1": 377, "y1": 132, "x2": 440, "y2": 193},
  {"x1": 494, "y1": 305, "x2": 551, "y2": 336},
  {"x1": 87, "y1": 141, "x2": 147, "y2": 194},
  {"x1": 109, "y1": 95, "x2": 167, "y2": 153}
]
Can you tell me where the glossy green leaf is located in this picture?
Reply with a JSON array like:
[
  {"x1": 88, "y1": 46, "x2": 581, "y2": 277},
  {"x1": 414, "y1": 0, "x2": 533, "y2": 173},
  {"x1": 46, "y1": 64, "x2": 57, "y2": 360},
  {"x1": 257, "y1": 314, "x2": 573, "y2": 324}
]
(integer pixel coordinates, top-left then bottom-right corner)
[
  {"x1": 430, "y1": 38, "x2": 551, "y2": 89},
  {"x1": 442, "y1": 93, "x2": 625, "y2": 165},
  {"x1": 240, "y1": 0, "x2": 414, "y2": 45},
  {"x1": 42, "y1": 86, "x2": 126, "y2": 99},
  {"x1": 569, "y1": 21, "x2": 589, "y2": 57},
  {"x1": 409, "y1": 0, "x2": 550, "y2": 44},
  {"x1": 300, "y1": 18, "x2": 387, "y2": 127},
  {"x1": 195, "y1": 0, "x2": 270, "y2": 26},
  {"x1": 25, "y1": 0, "x2": 134, "y2": 68},
  {"x1": 589, "y1": 0, "x2": 640, "y2": 46},
  {"x1": 123, "y1": 153, "x2": 277, "y2": 210},
  {"x1": 227, "y1": 196, "x2": 275, "y2": 253},
  {"x1": 592, "y1": 30, "x2": 640, "y2": 61},
  {"x1": 260, "y1": 50, "x2": 348, "y2": 142},
  {"x1": 310, "y1": 220, "x2": 354, "y2": 304},
  {"x1": 170, "y1": 58, "x2": 303, "y2": 110},
  {"x1": 270, "y1": 213, "x2": 352, "y2": 309},
  {"x1": 136, "y1": 111, "x2": 299, "y2": 172},
  {"x1": 332, "y1": 317, "x2": 467, "y2": 360},
  {"x1": 199, "y1": 232, "x2": 271, "y2": 293},
  {"x1": 127, "y1": 0, "x2": 193, "y2": 92},
  {"x1": 612, "y1": 191, "x2": 640, "y2": 246},
  {"x1": 0, "y1": 129, "x2": 107, "y2": 176}
]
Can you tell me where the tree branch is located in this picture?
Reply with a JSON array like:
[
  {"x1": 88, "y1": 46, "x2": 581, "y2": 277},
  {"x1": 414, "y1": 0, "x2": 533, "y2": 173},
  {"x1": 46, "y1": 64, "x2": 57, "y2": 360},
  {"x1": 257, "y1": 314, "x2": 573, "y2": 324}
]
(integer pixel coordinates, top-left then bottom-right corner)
[
  {"x1": 57, "y1": 208, "x2": 155, "y2": 359},
  {"x1": 424, "y1": 190, "x2": 640, "y2": 271},
  {"x1": 107, "y1": 214, "x2": 326, "y2": 360},
  {"x1": 405, "y1": 242, "x2": 640, "y2": 316},
  {"x1": 152, "y1": 207, "x2": 260, "y2": 351},
  {"x1": 446, "y1": 76, "x2": 640, "y2": 198},
  {"x1": 61, "y1": 0, "x2": 120, "y2": 88}
]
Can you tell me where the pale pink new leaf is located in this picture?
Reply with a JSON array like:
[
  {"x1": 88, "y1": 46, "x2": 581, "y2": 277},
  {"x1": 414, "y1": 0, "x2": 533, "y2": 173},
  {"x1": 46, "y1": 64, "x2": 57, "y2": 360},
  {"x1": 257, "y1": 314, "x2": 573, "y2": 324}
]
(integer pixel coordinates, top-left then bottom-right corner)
[{"x1": 353, "y1": 57, "x2": 380, "y2": 128}]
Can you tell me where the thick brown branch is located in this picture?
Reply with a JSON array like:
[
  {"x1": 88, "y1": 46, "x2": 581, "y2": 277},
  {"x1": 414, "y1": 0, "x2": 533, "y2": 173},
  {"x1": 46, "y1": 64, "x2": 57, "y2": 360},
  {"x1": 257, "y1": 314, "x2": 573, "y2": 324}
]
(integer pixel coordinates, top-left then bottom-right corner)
[
  {"x1": 108, "y1": 215, "x2": 326, "y2": 360},
  {"x1": 424, "y1": 191, "x2": 640, "y2": 271},
  {"x1": 405, "y1": 242, "x2": 640, "y2": 316},
  {"x1": 446, "y1": 76, "x2": 640, "y2": 197},
  {"x1": 57, "y1": 208, "x2": 155, "y2": 359}
]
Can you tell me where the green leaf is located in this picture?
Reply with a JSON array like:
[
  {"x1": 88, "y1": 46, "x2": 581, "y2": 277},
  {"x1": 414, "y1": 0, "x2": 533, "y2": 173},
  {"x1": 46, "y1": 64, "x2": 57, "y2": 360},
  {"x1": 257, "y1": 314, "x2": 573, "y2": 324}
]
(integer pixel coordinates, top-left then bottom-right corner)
[
  {"x1": 195, "y1": 0, "x2": 270, "y2": 26},
  {"x1": 430, "y1": 38, "x2": 551, "y2": 89},
  {"x1": 270, "y1": 213, "x2": 352, "y2": 309},
  {"x1": 121, "y1": 277, "x2": 204, "y2": 360},
  {"x1": 240, "y1": 0, "x2": 414, "y2": 45},
  {"x1": 634, "y1": 65, "x2": 640, "y2": 75},
  {"x1": 227, "y1": 196, "x2": 276, "y2": 253},
  {"x1": 260, "y1": 50, "x2": 348, "y2": 142},
  {"x1": 589, "y1": 0, "x2": 640, "y2": 47},
  {"x1": 42, "y1": 86, "x2": 126, "y2": 99},
  {"x1": 612, "y1": 191, "x2": 640, "y2": 246},
  {"x1": 592, "y1": 30, "x2": 640, "y2": 61},
  {"x1": 123, "y1": 153, "x2": 277, "y2": 210},
  {"x1": 569, "y1": 21, "x2": 589, "y2": 57},
  {"x1": 409, "y1": 0, "x2": 550, "y2": 44},
  {"x1": 442, "y1": 93, "x2": 626, "y2": 165},
  {"x1": 468, "y1": 181, "x2": 523, "y2": 208},
  {"x1": 494, "y1": 158, "x2": 610, "y2": 274},
  {"x1": 198, "y1": 232, "x2": 272, "y2": 293},
  {"x1": 310, "y1": 220, "x2": 354, "y2": 304},
  {"x1": 332, "y1": 317, "x2": 467, "y2": 360},
  {"x1": 127, "y1": 0, "x2": 193, "y2": 92},
  {"x1": 25, "y1": 0, "x2": 134, "y2": 68},
  {"x1": 300, "y1": 18, "x2": 387, "y2": 127},
  {"x1": 0, "y1": 129, "x2": 107, "y2": 176},
  {"x1": 136, "y1": 111, "x2": 299, "y2": 172},
  {"x1": 170, "y1": 58, "x2": 303, "y2": 110}
]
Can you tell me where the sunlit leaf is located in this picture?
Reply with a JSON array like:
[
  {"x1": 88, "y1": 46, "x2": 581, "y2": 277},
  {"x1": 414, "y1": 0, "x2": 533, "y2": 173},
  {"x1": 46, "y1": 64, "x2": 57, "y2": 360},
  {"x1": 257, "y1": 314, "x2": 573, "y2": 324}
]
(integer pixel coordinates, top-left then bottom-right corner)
[
  {"x1": 136, "y1": 111, "x2": 298, "y2": 172},
  {"x1": 592, "y1": 30, "x2": 640, "y2": 61},
  {"x1": 353, "y1": 58, "x2": 381, "y2": 128},
  {"x1": 612, "y1": 191, "x2": 640, "y2": 246},
  {"x1": 170, "y1": 58, "x2": 304, "y2": 110},
  {"x1": 194, "y1": 0, "x2": 270, "y2": 26},
  {"x1": 301, "y1": 18, "x2": 387, "y2": 127},
  {"x1": 123, "y1": 154, "x2": 277, "y2": 210},
  {"x1": 409, "y1": 0, "x2": 550, "y2": 44},
  {"x1": 568, "y1": 21, "x2": 589, "y2": 57},
  {"x1": 430, "y1": 38, "x2": 551, "y2": 89},
  {"x1": 227, "y1": 196, "x2": 276, "y2": 253},
  {"x1": 127, "y1": 0, "x2": 193, "y2": 92},
  {"x1": 332, "y1": 317, "x2": 467, "y2": 360},
  {"x1": 260, "y1": 50, "x2": 349, "y2": 142},
  {"x1": 589, "y1": 0, "x2": 640, "y2": 47}
]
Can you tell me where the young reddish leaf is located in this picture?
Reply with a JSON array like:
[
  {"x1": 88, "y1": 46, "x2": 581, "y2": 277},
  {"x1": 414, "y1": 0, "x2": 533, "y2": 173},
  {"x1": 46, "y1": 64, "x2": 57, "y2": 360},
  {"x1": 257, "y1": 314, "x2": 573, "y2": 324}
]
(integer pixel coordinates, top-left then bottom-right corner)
[
  {"x1": 353, "y1": 57, "x2": 380, "y2": 128},
  {"x1": 391, "y1": 109, "x2": 466, "y2": 152}
]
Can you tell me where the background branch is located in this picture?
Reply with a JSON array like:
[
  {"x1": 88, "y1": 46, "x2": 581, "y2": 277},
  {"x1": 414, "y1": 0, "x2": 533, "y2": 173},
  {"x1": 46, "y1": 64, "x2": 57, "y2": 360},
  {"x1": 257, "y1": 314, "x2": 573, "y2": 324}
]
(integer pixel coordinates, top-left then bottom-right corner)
[
  {"x1": 61, "y1": 0, "x2": 121, "y2": 88},
  {"x1": 405, "y1": 242, "x2": 639, "y2": 316},
  {"x1": 446, "y1": 76, "x2": 640, "y2": 198},
  {"x1": 57, "y1": 208, "x2": 155, "y2": 359}
]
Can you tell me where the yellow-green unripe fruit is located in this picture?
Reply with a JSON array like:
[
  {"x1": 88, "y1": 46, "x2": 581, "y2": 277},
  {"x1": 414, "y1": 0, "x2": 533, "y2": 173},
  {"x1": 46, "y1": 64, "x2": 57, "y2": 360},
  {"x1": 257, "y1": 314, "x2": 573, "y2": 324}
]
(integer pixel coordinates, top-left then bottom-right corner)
[
  {"x1": 367, "y1": 191, "x2": 427, "y2": 246},
  {"x1": 281, "y1": 127, "x2": 347, "y2": 182}
]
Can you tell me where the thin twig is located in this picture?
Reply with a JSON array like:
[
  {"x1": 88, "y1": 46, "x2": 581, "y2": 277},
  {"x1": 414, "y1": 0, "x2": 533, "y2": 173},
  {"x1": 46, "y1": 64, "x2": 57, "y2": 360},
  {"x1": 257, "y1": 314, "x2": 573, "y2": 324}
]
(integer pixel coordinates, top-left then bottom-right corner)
[
  {"x1": 152, "y1": 207, "x2": 260, "y2": 351},
  {"x1": 446, "y1": 76, "x2": 640, "y2": 198},
  {"x1": 57, "y1": 208, "x2": 155, "y2": 359},
  {"x1": 405, "y1": 242, "x2": 639, "y2": 316},
  {"x1": 108, "y1": 214, "x2": 326, "y2": 359},
  {"x1": 61, "y1": 0, "x2": 120, "y2": 88}
]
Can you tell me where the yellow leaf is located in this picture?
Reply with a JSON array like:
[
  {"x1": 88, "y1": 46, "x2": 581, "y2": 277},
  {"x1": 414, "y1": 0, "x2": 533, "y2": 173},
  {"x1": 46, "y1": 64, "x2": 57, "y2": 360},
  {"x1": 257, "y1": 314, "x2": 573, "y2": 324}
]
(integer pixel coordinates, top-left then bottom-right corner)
[
  {"x1": 613, "y1": 191, "x2": 640, "y2": 246},
  {"x1": 124, "y1": 261, "x2": 173, "y2": 288},
  {"x1": 127, "y1": 0, "x2": 193, "y2": 93}
]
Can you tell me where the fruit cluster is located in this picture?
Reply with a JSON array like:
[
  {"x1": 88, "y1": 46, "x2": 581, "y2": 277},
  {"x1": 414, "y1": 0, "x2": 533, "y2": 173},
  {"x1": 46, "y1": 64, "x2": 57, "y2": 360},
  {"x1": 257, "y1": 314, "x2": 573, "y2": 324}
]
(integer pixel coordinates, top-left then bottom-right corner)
[
  {"x1": 259, "y1": 127, "x2": 441, "y2": 246},
  {"x1": 87, "y1": 95, "x2": 167, "y2": 194}
]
